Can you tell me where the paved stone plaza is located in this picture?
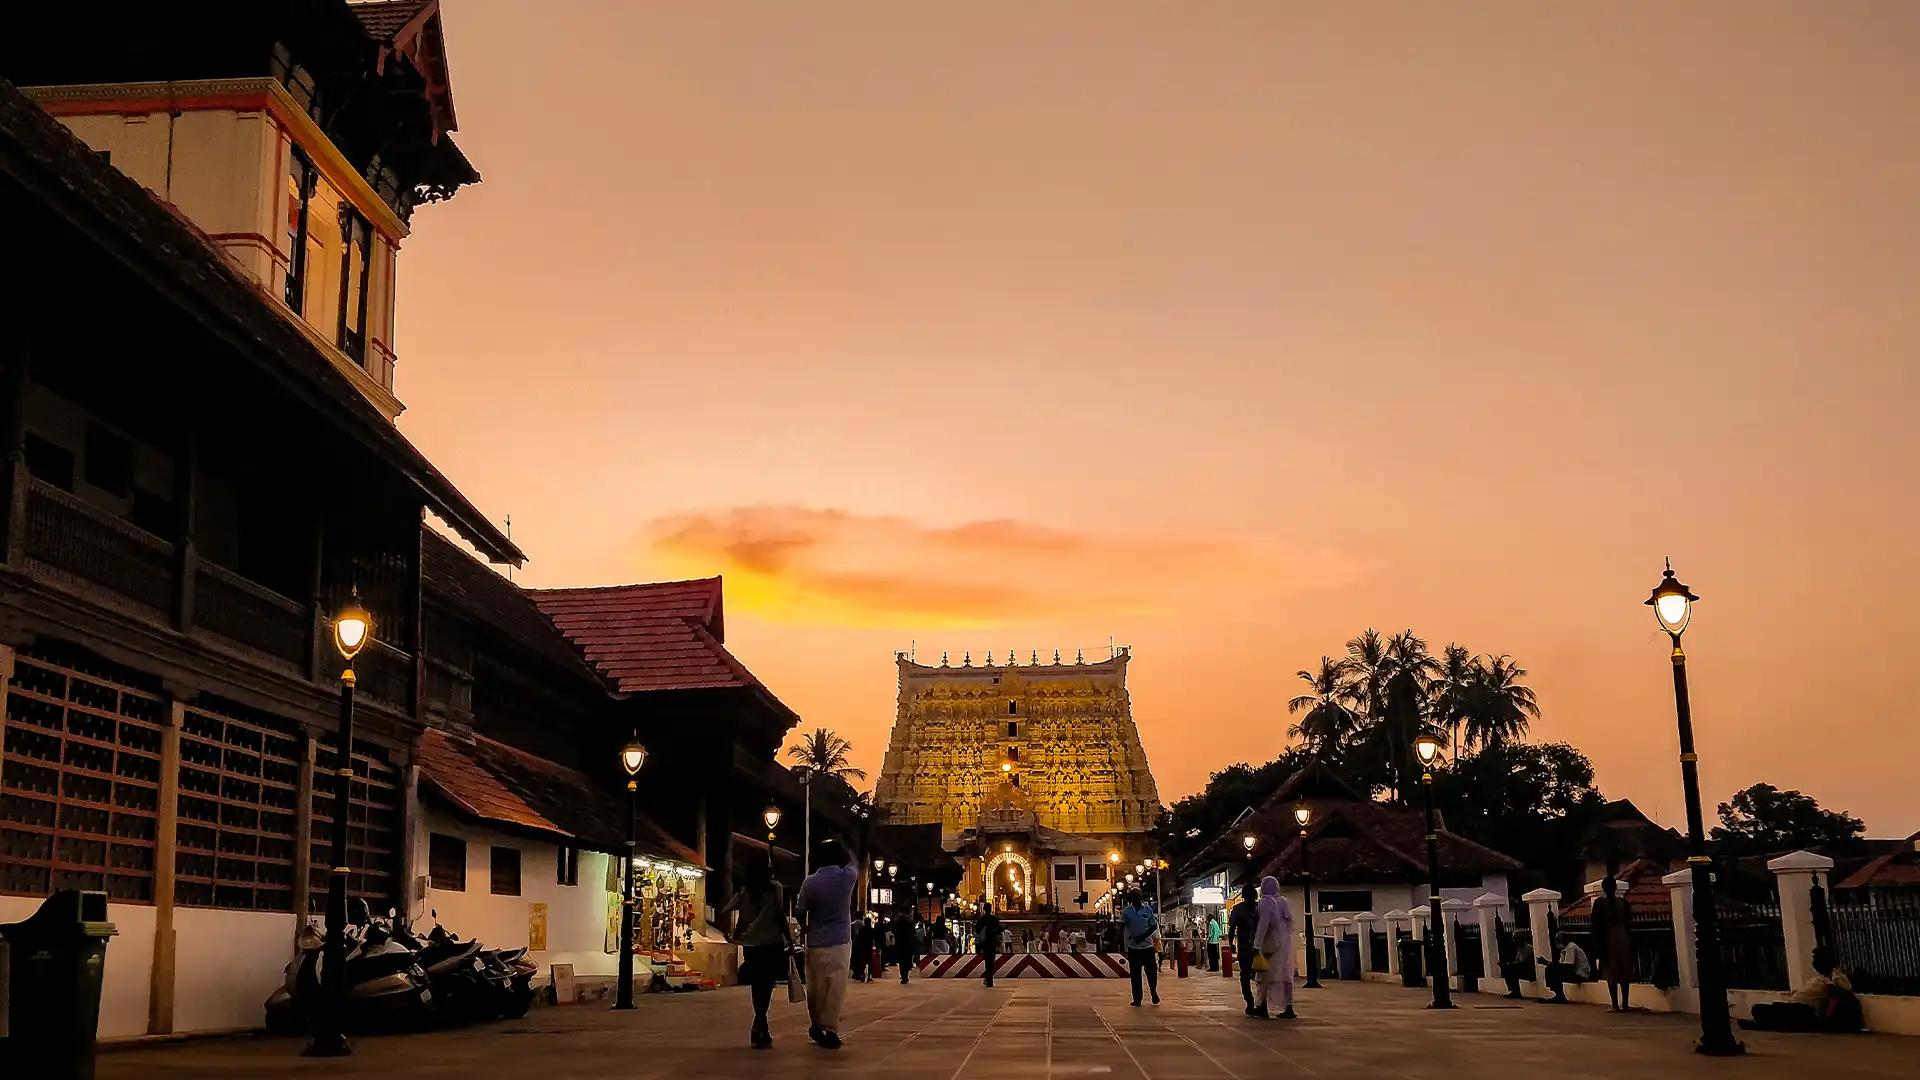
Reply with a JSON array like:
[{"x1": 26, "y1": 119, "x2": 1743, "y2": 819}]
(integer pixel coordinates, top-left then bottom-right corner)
[{"x1": 95, "y1": 974, "x2": 1917, "y2": 1079}]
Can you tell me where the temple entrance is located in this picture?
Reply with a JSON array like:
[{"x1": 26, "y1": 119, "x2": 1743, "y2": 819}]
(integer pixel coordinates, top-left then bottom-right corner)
[{"x1": 984, "y1": 849, "x2": 1032, "y2": 914}]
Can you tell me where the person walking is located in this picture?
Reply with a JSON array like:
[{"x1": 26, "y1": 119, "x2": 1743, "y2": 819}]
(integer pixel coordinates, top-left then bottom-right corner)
[
  {"x1": 796, "y1": 838, "x2": 858, "y2": 1049},
  {"x1": 1122, "y1": 891, "x2": 1161, "y2": 1006},
  {"x1": 977, "y1": 901, "x2": 1004, "y2": 987},
  {"x1": 1206, "y1": 912, "x2": 1222, "y2": 972},
  {"x1": 890, "y1": 901, "x2": 919, "y2": 984},
  {"x1": 1252, "y1": 875, "x2": 1296, "y2": 1019},
  {"x1": 1227, "y1": 880, "x2": 1259, "y2": 1014},
  {"x1": 851, "y1": 912, "x2": 873, "y2": 982},
  {"x1": 1591, "y1": 875, "x2": 1634, "y2": 1011},
  {"x1": 715, "y1": 859, "x2": 790, "y2": 1049}
]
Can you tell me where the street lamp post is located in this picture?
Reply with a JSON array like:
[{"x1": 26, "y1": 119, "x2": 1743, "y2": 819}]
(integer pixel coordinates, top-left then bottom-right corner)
[
  {"x1": 1414, "y1": 734, "x2": 1454, "y2": 1009},
  {"x1": 763, "y1": 804, "x2": 782, "y2": 875},
  {"x1": 303, "y1": 593, "x2": 370, "y2": 1057},
  {"x1": 614, "y1": 735, "x2": 650, "y2": 1011},
  {"x1": 1648, "y1": 562, "x2": 1742, "y2": 1056},
  {"x1": 798, "y1": 766, "x2": 814, "y2": 880},
  {"x1": 1296, "y1": 802, "x2": 1320, "y2": 988}
]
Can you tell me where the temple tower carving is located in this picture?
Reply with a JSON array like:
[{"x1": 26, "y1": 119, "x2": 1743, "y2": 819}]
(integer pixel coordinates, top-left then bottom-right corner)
[{"x1": 875, "y1": 648, "x2": 1161, "y2": 839}]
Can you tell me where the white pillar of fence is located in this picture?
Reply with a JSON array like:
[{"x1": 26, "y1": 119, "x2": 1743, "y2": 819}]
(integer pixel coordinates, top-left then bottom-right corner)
[
  {"x1": 1473, "y1": 893, "x2": 1505, "y2": 988},
  {"x1": 1354, "y1": 911, "x2": 1377, "y2": 974},
  {"x1": 1662, "y1": 868, "x2": 1697, "y2": 991},
  {"x1": 1383, "y1": 910, "x2": 1408, "y2": 974},
  {"x1": 1440, "y1": 897, "x2": 1469, "y2": 975},
  {"x1": 1768, "y1": 849, "x2": 1835, "y2": 994},
  {"x1": 1522, "y1": 888, "x2": 1560, "y2": 960},
  {"x1": 1328, "y1": 916, "x2": 1352, "y2": 975}
]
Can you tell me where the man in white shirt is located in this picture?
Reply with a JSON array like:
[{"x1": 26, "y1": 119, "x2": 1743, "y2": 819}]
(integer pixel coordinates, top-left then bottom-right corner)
[{"x1": 1538, "y1": 932, "x2": 1592, "y2": 1003}]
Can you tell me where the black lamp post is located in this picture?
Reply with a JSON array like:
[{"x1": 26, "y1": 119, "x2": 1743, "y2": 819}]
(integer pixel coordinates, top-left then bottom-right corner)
[
  {"x1": 763, "y1": 804, "x2": 783, "y2": 873},
  {"x1": 304, "y1": 592, "x2": 370, "y2": 1057},
  {"x1": 1296, "y1": 801, "x2": 1321, "y2": 988},
  {"x1": 1415, "y1": 733, "x2": 1454, "y2": 1009},
  {"x1": 613, "y1": 734, "x2": 649, "y2": 1011},
  {"x1": 1648, "y1": 561, "x2": 1742, "y2": 1056}
]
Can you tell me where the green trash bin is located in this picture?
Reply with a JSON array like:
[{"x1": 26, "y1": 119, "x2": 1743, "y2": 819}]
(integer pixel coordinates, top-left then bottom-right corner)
[{"x1": 1, "y1": 890, "x2": 117, "y2": 1080}]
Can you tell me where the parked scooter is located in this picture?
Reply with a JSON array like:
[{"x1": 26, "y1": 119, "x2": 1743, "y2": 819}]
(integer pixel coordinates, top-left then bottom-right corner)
[{"x1": 263, "y1": 902, "x2": 433, "y2": 1035}]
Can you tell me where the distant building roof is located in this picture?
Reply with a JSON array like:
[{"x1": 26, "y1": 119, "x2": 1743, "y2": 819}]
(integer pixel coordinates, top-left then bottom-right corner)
[
  {"x1": 1837, "y1": 832, "x2": 1920, "y2": 891},
  {"x1": 417, "y1": 728, "x2": 703, "y2": 865},
  {"x1": 528, "y1": 579, "x2": 744, "y2": 692},
  {"x1": 421, "y1": 531, "x2": 605, "y2": 686},
  {"x1": 1558, "y1": 858, "x2": 1675, "y2": 921},
  {"x1": 1575, "y1": 799, "x2": 1689, "y2": 867}
]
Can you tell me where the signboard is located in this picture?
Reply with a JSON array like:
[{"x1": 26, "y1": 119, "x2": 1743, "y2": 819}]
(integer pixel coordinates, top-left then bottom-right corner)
[
  {"x1": 529, "y1": 902, "x2": 549, "y2": 951},
  {"x1": 1191, "y1": 886, "x2": 1225, "y2": 906},
  {"x1": 550, "y1": 963, "x2": 576, "y2": 1004}
]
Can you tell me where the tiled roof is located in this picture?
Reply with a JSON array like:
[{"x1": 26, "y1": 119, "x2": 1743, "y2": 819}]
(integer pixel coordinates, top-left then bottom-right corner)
[
  {"x1": 1557, "y1": 858, "x2": 1676, "y2": 921},
  {"x1": 0, "y1": 77, "x2": 520, "y2": 564},
  {"x1": 529, "y1": 580, "x2": 775, "y2": 694},
  {"x1": 417, "y1": 728, "x2": 703, "y2": 866},
  {"x1": 1837, "y1": 832, "x2": 1920, "y2": 891},
  {"x1": 420, "y1": 531, "x2": 604, "y2": 687},
  {"x1": 349, "y1": 0, "x2": 434, "y2": 41}
]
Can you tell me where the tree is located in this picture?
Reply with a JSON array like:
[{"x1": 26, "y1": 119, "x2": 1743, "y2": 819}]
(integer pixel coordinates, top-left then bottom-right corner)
[
  {"x1": 1710, "y1": 783, "x2": 1865, "y2": 857},
  {"x1": 787, "y1": 727, "x2": 866, "y2": 782},
  {"x1": 1462, "y1": 653, "x2": 1539, "y2": 751},
  {"x1": 1287, "y1": 656, "x2": 1357, "y2": 753},
  {"x1": 1161, "y1": 748, "x2": 1315, "y2": 871},
  {"x1": 1431, "y1": 643, "x2": 1479, "y2": 761},
  {"x1": 1430, "y1": 741, "x2": 1606, "y2": 881}
]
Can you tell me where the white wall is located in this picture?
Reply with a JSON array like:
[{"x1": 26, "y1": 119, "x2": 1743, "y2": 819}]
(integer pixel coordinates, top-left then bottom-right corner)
[
  {"x1": 413, "y1": 808, "x2": 621, "y2": 984},
  {"x1": 172, "y1": 907, "x2": 296, "y2": 1034},
  {"x1": 0, "y1": 896, "x2": 155, "y2": 1039}
]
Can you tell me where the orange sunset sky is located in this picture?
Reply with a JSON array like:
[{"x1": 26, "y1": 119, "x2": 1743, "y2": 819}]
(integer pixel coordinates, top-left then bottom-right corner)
[{"x1": 397, "y1": 2, "x2": 1914, "y2": 832}]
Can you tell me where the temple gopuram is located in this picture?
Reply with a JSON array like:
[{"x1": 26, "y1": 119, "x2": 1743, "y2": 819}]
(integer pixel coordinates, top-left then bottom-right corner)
[{"x1": 875, "y1": 648, "x2": 1161, "y2": 918}]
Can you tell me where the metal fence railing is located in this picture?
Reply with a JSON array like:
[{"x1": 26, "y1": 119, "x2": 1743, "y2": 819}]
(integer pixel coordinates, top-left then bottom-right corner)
[{"x1": 1825, "y1": 892, "x2": 1920, "y2": 996}]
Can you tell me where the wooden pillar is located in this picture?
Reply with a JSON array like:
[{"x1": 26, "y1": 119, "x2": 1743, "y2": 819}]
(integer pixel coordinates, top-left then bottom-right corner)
[
  {"x1": 170, "y1": 417, "x2": 198, "y2": 632},
  {"x1": 289, "y1": 729, "x2": 317, "y2": 923},
  {"x1": 1, "y1": 312, "x2": 31, "y2": 567},
  {"x1": 148, "y1": 695, "x2": 185, "y2": 1035},
  {"x1": 407, "y1": 510, "x2": 424, "y2": 721},
  {"x1": 396, "y1": 746, "x2": 422, "y2": 919}
]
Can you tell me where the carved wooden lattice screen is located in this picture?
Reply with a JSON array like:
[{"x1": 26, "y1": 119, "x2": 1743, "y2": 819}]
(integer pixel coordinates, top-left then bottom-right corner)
[
  {"x1": 175, "y1": 698, "x2": 302, "y2": 911},
  {"x1": 308, "y1": 734, "x2": 401, "y2": 912},
  {"x1": 0, "y1": 646, "x2": 162, "y2": 901}
]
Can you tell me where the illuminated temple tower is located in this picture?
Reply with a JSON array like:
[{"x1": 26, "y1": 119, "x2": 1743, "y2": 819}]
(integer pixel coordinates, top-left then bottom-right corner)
[{"x1": 876, "y1": 648, "x2": 1161, "y2": 917}]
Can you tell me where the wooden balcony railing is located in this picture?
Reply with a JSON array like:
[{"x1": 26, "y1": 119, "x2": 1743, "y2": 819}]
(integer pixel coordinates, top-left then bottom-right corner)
[
  {"x1": 194, "y1": 559, "x2": 308, "y2": 671},
  {"x1": 23, "y1": 478, "x2": 173, "y2": 614}
]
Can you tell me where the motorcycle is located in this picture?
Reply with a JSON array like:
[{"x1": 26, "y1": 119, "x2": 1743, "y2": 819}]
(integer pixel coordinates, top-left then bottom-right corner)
[{"x1": 264, "y1": 902, "x2": 433, "y2": 1035}]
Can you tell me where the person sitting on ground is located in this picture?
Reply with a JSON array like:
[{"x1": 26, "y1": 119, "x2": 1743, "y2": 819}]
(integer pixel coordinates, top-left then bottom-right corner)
[
  {"x1": 1742, "y1": 947, "x2": 1864, "y2": 1033},
  {"x1": 1499, "y1": 925, "x2": 1533, "y2": 1000},
  {"x1": 1538, "y1": 930, "x2": 1592, "y2": 1003}
]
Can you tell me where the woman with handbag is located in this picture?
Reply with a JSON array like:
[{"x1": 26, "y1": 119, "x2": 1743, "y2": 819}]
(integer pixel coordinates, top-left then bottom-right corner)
[{"x1": 716, "y1": 859, "x2": 790, "y2": 1049}]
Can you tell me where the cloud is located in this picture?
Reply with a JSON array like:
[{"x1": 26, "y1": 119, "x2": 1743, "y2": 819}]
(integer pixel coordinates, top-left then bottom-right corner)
[{"x1": 640, "y1": 505, "x2": 1363, "y2": 628}]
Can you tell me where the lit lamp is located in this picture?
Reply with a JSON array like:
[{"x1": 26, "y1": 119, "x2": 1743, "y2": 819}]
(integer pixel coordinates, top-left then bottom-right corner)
[
  {"x1": 305, "y1": 591, "x2": 371, "y2": 1058},
  {"x1": 1413, "y1": 732, "x2": 1451, "y2": 1009},
  {"x1": 1295, "y1": 801, "x2": 1320, "y2": 989},
  {"x1": 1645, "y1": 562, "x2": 1739, "y2": 1055},
  {"x1": 888, "y1": 862, "x2": 899, "y2": 880},
  {"x1": 613, "y1": 734, "x2": 649, "y2": 1012},
  {"x1": 763, "y1": 804, "x2": 782, "y2": 874}
]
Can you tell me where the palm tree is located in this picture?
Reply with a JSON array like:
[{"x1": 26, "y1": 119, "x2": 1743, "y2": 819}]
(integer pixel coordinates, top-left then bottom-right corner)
[
  {"x1": 1287, "y1": 656, "x2": 1357, "y2": 753},
  {"x1": 1463, "y1": 654, "x2": 1539, "y2": 750},
  {"x1": 1336, "y1": 629, "x2": 1392, "y2": 724},
  {"x1": 787, "y1": 727, "x2": 867, "y2": 784},
  {"x1": 1430, "y1": 643, "x2": 1479, "y2": 761}
]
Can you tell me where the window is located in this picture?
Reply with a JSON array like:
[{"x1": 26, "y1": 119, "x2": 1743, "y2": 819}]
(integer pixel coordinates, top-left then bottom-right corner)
[
  {"x1": 283, "y1": 150, "x2": 315, "y2": 314},
  {"x1": 1317, "y1": 889, "x2": 1373, "y2": 913},
  {"x1": 556, "y1": 844, "x2": 579, "y2": 887},
  {"x1": 82, "y1": 423, "x2": 132, "y2": 499},
  {"x1": 1084, "y1": 864, "x2": 1108, "y2": 881},
  {"x1": 1008, "y1": 699, "x2": 1018, "y2": 716},
  {"x1": 337, "y1": 210, "x2": 373, "y2": 363},
  {"x1": 1053, "y1": 863, "x2": 1079, "y2": 882},
  {"x1": 490, "y1": 846, "x2": 521, "y2": 896},
  {"x1": 23, "y1": 433, "x2": 73, "y2": 491},
  {"x1": 428, "y1": 833, "x2": 466, "y2": 892},
  {"x1": 1007, "y1": 721, "x2": 1018, "y2": 738}
]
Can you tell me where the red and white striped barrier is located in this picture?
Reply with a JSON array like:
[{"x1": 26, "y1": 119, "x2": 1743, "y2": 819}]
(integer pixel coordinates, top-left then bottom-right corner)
[{"x1": 915, "y1": 952, "x2": 1131, "y2": 979}]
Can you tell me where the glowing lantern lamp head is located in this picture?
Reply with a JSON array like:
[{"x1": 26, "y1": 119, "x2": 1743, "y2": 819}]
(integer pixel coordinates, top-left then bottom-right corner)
[
  {"x1": 887, "y1": 862, "x2": 899, "y2": 877},
  {"x1": 620, "y1": 735, "x2": 648, "y2": 777},
  {"x1": 763, "y1": 805, "x2": 782, "y2": 831},
  {"x1": 1415, "y1": 733, "x2": 1442, "y2": 766},
  {"x1": 1646, "y1": 561, "x2": 1699, "y2": 638},
  {"x1": 1001, "y1": 761, "x2": 1013, "y2": 774},
  {"x1": 875, "y1": 856, "x2": 886, "y2": 871},
  {"x1": 332, "y1": 590, "x2": 372, "y2": 662},
  {"x1": 1294, "y1": 802, "x2": 1312, "y2": 828},
  {"x1": 1108, "y1": 851, "x2": 1120, "y2": 864},
  {"x1": 1242, "y1": 835, "x2": 1256, "y2": 853}
]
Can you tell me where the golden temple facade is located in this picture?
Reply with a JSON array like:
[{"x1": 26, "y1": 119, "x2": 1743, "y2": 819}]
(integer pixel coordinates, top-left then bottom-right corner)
[{"x1": 875, "y1": 648, "x2": 1162, "y2": 841}]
